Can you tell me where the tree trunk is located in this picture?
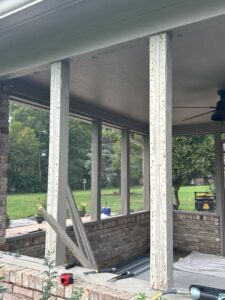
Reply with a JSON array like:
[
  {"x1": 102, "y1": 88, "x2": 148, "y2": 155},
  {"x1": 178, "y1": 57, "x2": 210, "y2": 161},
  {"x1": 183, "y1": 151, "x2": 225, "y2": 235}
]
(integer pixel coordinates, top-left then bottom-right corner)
[
  {"x1": 38, "y1": 134, "x2": 42, "y2": 184},
  {"x1": 204, "y1": 176, "x2": 209, "y2": 185},
  {"x1": 173, "y1": 186, "x2": 180, "y2": 210}
]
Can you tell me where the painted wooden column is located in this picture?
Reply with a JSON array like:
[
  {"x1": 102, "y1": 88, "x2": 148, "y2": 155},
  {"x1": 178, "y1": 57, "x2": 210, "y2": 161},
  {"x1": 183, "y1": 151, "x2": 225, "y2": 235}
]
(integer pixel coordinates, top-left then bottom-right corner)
[
  {"x1": 215, "y1": 132, "x2": 224, "y2": 255},
  {"x1": 149, "y1": 33, "x2": 173, "y2": 290},
  {"x1": 0, "y1": 90, "x2": 9, "y2": 245},
  {"x1": 143, "y1": 135, "x2": 150, "y2": 211},
  {"x1": 91, "y1": 120, "x2": 102, "y2": 221},
  {"x1": 121, "y1": 129, "x2": 130, "y2": 215},
  {"x1": 46, "y1": 61, "x2": 70, "y2": 265}
]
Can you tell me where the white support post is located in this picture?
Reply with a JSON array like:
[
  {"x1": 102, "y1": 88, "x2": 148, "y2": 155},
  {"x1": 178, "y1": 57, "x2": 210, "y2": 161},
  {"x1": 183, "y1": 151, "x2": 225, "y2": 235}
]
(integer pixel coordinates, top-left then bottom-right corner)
[
  {"x1": 0, "y1": 91, "x2": 9, "y2": 245},
  {"x1": 215, "y1": 132, "x2": 224, "y2": 255},
  {"x1": 46, "y1": 61, "x2": 70, "y2": 265},
  {"x1": 91, "y1": 120, "x2": 102, "y2": 221},
  {"x1": 143, "y1": 135, "x2": 150, "y2": 211},
  {"x1": 121, "y1": 129, "x2": 130, "y2": 215},
  {"x1": 149, "y1": 33, "x2": 173, "y2": 290}
]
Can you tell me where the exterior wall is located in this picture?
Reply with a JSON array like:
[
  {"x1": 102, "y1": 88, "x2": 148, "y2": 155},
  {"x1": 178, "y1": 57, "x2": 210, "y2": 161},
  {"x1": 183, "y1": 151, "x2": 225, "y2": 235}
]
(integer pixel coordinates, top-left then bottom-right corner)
[
  {"x1": 0, "y1": 92, "x2": 9, "y2": 245},
  {"x1": 173, "y1": 211, "x2": 221, "y2": 255},
  {"x1": 1, "y1": 212, "x2": 150, "y2": 268},
  {"x1": 1, "y1": 211, "x2": 221, "y2": 267},
  {"x1": 0, "y1": 260, "x2": 139, "y2": 300}
]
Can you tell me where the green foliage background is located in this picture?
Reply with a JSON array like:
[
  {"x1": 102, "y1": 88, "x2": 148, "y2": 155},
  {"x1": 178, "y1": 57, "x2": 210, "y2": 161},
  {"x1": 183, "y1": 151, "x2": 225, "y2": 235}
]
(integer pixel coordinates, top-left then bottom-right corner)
[
  {"x1": 8, "y1": 102, "x2": 216, "y2": 212},
  {"x1": 8, "y1": 103, "x2": 143, "y2": 194},
  {"x1": 172, "y1": 134, "x2": 215, "y2": 208}
]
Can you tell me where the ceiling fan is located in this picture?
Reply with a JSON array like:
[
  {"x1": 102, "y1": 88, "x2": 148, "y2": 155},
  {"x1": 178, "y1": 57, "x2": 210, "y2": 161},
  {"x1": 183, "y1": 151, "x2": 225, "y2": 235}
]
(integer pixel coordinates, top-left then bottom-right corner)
[{"x1": 174, "y1": 90, "x2": 225, "y2": 122}]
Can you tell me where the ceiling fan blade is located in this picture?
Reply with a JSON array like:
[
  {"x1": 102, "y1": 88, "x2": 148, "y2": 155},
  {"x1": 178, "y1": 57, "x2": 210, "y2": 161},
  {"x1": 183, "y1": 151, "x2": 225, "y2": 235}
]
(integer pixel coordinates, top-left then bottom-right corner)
[
  {"x1": 182, "y1": 110, "x2": 215, "y2": 122},
  {"x1": 174, "y1": 106, "x2": 216, "y2": 109}
]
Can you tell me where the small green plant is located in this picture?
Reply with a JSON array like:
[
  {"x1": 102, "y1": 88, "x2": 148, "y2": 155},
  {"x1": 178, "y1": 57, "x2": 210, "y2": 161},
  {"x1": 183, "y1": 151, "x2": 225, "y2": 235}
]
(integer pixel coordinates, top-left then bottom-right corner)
[
  {"x1": 41, "y1": 251, "x2": 58, "y2": 300},
  {"x1": 80, "y1": 202, "x2": 86, "y2": 212},
  {"x1": 0, "y1": 270, "x2": 7, "y2": 300},
  {"x1": 0, "y1": 283, "x2": 7, "y2": 299},
  {"x1": 79, "y1": 202, "x2": 86, "y2": 217},
  {"x1": 69, "y1": 287, "x2": 84, "y2": 300},
  {"x1": 33, "y1": 196, "x2": 47, "y2": 216},
  {"x1": 6, "y1": 213, "x2": 11, "y2": 228},
  {"x1": 136, "y1": 292, "x2": 147, "y2": 300}
]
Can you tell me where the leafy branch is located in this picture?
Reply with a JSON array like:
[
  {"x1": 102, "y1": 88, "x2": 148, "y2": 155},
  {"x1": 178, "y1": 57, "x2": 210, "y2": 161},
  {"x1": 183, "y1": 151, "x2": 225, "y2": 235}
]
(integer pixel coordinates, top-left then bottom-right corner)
[
  {"x1": 136, "y1": 292, "x2": 147, "y2": 300},
  {"x1": 41, "y1": 251, "x2": 58, "y2": 300},
  {"x1": 70, "y1": 287, "x2": 84, "y2": 300}
]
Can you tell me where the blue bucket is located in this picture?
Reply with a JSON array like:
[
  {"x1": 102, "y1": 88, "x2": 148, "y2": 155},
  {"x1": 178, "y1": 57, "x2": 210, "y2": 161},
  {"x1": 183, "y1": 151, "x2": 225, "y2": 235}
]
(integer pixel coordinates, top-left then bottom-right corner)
[{"x1": 101, "y1": 207, "x2": 111, "y2": 216}]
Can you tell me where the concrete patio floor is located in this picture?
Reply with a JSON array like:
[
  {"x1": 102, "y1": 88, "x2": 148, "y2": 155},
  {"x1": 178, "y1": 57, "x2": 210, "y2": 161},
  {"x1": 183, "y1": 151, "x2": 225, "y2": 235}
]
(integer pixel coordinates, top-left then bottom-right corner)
[
  {"x1": 138, "y1": 268, "x2": 225, "y2": 289},
  {"x1": 137, "y1": 251, "x2": 225, "y2": 299}
]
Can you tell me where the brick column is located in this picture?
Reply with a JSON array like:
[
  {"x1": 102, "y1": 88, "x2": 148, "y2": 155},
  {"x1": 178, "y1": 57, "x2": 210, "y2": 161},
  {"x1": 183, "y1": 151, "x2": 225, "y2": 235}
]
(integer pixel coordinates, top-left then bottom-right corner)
[{"x1": 0, "y1": 91, "x2": 9, "y2": 245}]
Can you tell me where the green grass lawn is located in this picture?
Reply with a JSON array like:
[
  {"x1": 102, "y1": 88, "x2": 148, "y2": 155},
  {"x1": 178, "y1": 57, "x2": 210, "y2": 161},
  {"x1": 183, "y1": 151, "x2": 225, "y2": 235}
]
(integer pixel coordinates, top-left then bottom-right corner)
[
  {"x1": 6, "y1": 186, "x2": 145, "y2": 219},
  {"x1": 6, "y1": 185, "x2": 211, "y2": 219},
  {"x1": 7, "y1": 193, "x2": 45, "y2": 219},
  {"x1": 101, "y1": 186, "x2": 145, "y2": 214},
  {"x1": 178, "y1": 185, "x2": 211, "y2": 211}
]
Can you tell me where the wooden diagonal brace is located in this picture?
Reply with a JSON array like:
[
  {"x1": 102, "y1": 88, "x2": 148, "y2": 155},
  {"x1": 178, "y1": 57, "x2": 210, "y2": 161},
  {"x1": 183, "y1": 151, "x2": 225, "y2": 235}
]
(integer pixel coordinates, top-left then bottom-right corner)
[
  {"x1": 67, "y1": 186, "x2": 97, "y2": 269},
  {"x1": 38, "y1": 207, "x2": 94, "y2": 269}
]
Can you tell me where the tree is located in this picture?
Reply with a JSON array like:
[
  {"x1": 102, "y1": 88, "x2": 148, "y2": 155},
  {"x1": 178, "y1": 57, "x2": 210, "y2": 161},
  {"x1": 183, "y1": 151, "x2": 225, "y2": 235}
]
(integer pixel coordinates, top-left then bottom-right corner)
[
  {"x1": 8, "y1": 103, "x2": 144, "y2": 194},
  {"x1": 103, "y1": 130, "x2": 144, "y2": 187},
  {"x1": 68, "y1": 119, "x2": 91, "y2": 190},
  {"x1": 9, "y1": 103, "x2": 49, "y2": 191},
  {"x1": 8, "y1": 121, "x2": 39, "y2": 192},
  {"x1": 172, "y1": 135, "x2": 215, "y2": 209},
  {"x1": 130, "y1": 134, "x2": 143, "y2": 186},
  {"x1": 9, "y1": 103, "x2": 93, "y2": 192},
  {"x1": 101, "y1": 127, "x2": 121, "y2": 188}
]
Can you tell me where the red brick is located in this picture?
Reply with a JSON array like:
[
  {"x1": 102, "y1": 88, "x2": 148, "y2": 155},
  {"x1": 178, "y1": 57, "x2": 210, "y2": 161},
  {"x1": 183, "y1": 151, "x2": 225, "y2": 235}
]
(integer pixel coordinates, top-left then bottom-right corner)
[
  {"x1": 35, "y1": 272, "x2": 45, "y2": 291},
  {"x1": 10, "y1": 267, "x2": 24, "y2": 284},
  {"x1": 56, "y1": 281, "x2": 65, "y2": 298},
  {"x1": 0, "y1": 282, "x2": 13, "y2": 292},
  {"x1": 3, "y1": 292, "x2": 23, "y2": 300},
  {"x1": 33, "y1": 291, "x2": 42, "y2": 299},
  {"x1": 13, "y1": 286, "x2": 33, "y2": 298},
  {"x1": 22, "y1": 270, "x2": 36, "y2": 288},
  {"x1": 3, "y1": 266, "x2": 19, "y2": 283},
  {"x1": 28, "y1": 270, "x2": 41, "y2": 290},
  {"x1": 64, "y1": 285, "x2": 73, "y2": 298}
]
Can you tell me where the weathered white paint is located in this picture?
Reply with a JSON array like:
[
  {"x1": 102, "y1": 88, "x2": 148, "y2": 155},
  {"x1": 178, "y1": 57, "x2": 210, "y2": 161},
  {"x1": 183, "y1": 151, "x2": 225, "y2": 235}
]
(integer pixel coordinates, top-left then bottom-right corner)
[
  {"x1": 144, "y1": 135, "x2": 150, "y2": 211},
  {"x1": 121, "y1": 129, "x2": 130, "y2": 215},
  {"x1": 149, "y1": 33, "x2": 173, "y2": 290},
  {"x1": 46, "y1": 61, "x2": 69, "y2": 265},
  {"x1": 67, "y1": 190, "x2": 85, "y2": 256},
  {"x1": 215, "y1": 132, "x2": 225, "y2": 255},
  {"x1": 40, "y1": 207, "x2": 94, "y2": 269},
  {"x1": 91, "y1": 120, "x2": 102, "y2": 221},
  {"x1": 67, "y1": 186, "x2": 97, "y2": 269}
]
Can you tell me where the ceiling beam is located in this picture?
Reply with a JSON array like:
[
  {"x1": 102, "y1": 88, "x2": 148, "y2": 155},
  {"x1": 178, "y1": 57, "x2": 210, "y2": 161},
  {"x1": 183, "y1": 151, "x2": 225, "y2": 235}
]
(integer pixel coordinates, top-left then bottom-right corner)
[
  {"x1": 6, "y1": 79, "x2": 149, "y2": 134},
  {"x1": 173, "y1": 123, "x2": 225, "y2": 135}
]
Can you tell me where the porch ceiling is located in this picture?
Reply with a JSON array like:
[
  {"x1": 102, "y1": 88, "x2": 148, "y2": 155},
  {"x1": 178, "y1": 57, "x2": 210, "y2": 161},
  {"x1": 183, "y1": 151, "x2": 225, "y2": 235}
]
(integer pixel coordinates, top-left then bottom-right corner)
[
  {"x1": 6, "y1": 14, "x2": 225, "y2": 127},
  {"x1": 14, "y1": 14, "x2": 225, "y2": 127}
]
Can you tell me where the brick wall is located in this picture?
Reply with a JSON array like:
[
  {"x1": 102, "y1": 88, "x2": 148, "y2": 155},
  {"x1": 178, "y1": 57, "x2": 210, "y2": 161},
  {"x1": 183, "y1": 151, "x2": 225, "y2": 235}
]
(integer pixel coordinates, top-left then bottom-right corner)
[
  {"x1": 0, "y1": 256, "x2": 146, "y2": 299},
  {"x1": 1, "y1": 210, "x2": 221, "y2": 268},
  {"x1": 0, "y1": 92, "x2": 9, "y2": 245},
  {"x1": 173, "y1": 211, "x2": 221, "y2": 255},
  {"x1": 1, "y1": 212, "x2": 150, "y2": 268}
]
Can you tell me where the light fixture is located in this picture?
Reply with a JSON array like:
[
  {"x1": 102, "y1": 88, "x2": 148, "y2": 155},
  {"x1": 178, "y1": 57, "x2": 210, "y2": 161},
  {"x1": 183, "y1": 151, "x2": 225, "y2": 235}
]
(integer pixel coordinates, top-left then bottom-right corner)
[{"x1": 0, "y1": 0, "x2": 43, "y2": 20}]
